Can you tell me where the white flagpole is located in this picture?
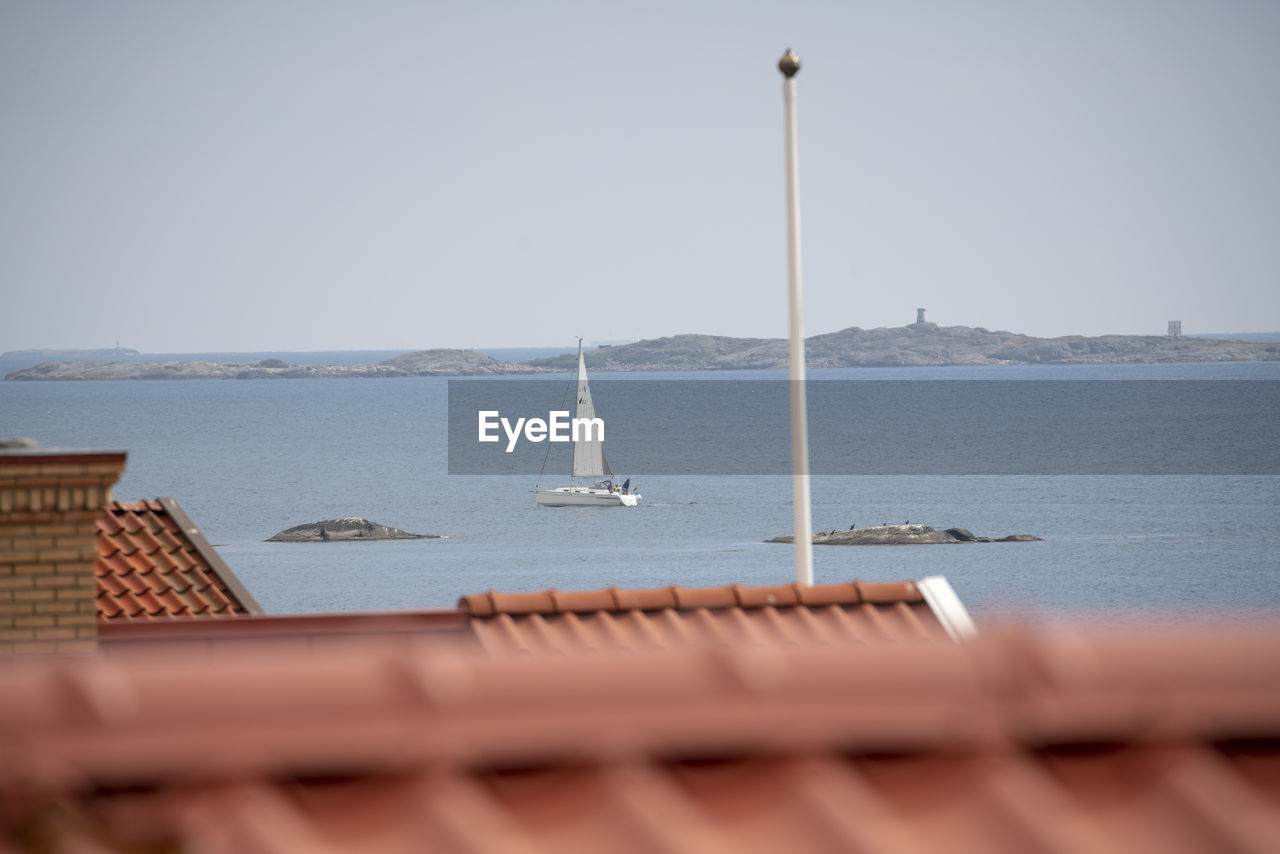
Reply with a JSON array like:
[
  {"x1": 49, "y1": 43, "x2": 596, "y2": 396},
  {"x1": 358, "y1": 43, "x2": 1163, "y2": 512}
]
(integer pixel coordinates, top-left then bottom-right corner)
[{"x1": 779, "y1": 49, "x2": 813, "y2": 587}]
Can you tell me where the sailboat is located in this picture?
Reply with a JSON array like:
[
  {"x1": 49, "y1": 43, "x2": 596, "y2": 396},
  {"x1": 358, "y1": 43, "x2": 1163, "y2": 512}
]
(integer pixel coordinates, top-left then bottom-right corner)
[{"x1": 535, "y1": 341, "x2": 640, "y2": 507}]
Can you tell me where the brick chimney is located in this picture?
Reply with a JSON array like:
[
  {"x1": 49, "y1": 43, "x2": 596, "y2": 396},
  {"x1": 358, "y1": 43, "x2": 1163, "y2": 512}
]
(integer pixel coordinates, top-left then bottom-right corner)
[{"x1": 0, "y1": 441, "x2": 126, "y2": 654}]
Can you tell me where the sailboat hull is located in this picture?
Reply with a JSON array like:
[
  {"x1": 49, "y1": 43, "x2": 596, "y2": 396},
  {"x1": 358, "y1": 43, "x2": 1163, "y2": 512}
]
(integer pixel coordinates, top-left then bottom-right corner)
[{"x1": 535, "y1": 487, "x2": 639, "y2": 507}]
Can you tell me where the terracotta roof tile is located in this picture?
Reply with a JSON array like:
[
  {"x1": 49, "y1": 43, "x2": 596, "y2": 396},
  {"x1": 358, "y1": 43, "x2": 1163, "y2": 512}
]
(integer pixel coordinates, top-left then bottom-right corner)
[
  {"x1": 612, "y1": 587, "x2": 674, "y2": 611},
  {"x1": 2, "y1": 625, "x2": 1279, "y2": 852},
  {"x1": 97, "y1": 610, "x2": 471, "y2": 650},
  {"x1": 734, "y1": 582, "x2": 800, "y2": 607},
  {"x1": 460, "y1": 579, "x2": 954, "y2": 654},
  {"x1": 153, "y1": 525, "x2": 187, "y2": 553},
  {"x1": 96, "y1": 511, "x2": 125, "y2": 536},
  {"x1": 95, "y1": 498, "x2": 261, "y2": 621},
  {"x1": 107, "y1": 590, "x2": 141, "y2": 618},
  {"x1": 92, "y1": 576, "x2": 967, "y2": 655},
  {"x1": 204, "y1": 585, "x2": 234, "y2": 612},
  {"x1": 112, "y1": 530, "x2": 141, "y2": 556},
  {"x1": 463, "y1": 580, "x2": 923, "y2": 617},
  {"x1": 154, "y1": 588, "x2": 189, "y2": 614},
  {"x1": 132, "y1": 525, "x2": 165, "y2": 555},
  {"x1": 90, "y1": 575, "x2": 971, "y2": 669},
  {"x1": 97, "y1": 570, "x2": 130, "y2": 598},
  {"x1": 137, "y1": 589, "x2": 169, "y2": 616},
  {"x1": 115, "y1": 569, "x2": 149, "y2": 596}
]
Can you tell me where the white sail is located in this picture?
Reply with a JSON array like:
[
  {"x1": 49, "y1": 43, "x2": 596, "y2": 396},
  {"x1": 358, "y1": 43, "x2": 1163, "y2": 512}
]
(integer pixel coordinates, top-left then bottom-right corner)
[
  {"x1": 570, "y1": 344, "x2": 611, "y2": 478},
  {"x1": 534, "y1": 339, "x2": 637, "y2": 507}
]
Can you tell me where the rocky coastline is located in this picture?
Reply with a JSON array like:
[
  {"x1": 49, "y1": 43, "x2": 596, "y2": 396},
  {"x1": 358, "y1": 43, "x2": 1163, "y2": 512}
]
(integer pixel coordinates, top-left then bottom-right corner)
[
  {"x1": 528, "y1": 325, "x2": 1280, "y2": 371},
  {"x1": 6, "y1": 324, "x2": 1278, "y2": 380},
  {"x1": 6, "y1": 349, "x2": 540, "y2": 381},
  {"x1": 767, "y1": 523, "x2": 1042, "y2": 545}
]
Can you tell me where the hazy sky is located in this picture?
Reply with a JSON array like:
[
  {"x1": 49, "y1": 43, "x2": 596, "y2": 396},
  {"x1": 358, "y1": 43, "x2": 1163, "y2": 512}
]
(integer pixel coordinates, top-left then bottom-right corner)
[{"x1": 2, "y1": 1, "x2": 1277, "y2": 352}]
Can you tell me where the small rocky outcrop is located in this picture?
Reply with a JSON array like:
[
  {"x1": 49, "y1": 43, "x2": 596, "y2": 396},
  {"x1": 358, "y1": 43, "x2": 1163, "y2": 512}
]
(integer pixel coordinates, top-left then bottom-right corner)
[
  {"x1": 267, "y1": 518, "x2": 438, "y2": 542},
  {"x1": 767, "y1": 523, "x2": 1041, "y2": 545}
]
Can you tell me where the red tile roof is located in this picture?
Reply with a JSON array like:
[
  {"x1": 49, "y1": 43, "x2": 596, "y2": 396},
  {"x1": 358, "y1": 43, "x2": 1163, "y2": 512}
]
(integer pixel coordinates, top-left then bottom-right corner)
[
  {"x1": 459, "y1": 577, "x2": 974, "y2": 654},
  {"x1": 96, "y1": 498, "x2": 261, "y2": 620},
  {"x1": 94, "y1": 576, "x2": 974, "y2": 653},
  {"x1": 2, "y1": 624, "x2": 1279, "y2": 852}
]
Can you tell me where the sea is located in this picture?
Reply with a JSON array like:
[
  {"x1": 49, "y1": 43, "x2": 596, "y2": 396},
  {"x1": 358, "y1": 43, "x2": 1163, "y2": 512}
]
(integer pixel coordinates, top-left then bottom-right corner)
[{"x1": 2, "y1": 351, "x2": 1278, "y2": 626}]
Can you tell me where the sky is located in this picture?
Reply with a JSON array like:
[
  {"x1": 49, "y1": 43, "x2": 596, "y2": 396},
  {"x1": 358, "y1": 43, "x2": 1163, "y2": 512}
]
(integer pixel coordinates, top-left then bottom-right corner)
[{"x1": 1, "y1": 1, "x2": 1277, "y2": 353}]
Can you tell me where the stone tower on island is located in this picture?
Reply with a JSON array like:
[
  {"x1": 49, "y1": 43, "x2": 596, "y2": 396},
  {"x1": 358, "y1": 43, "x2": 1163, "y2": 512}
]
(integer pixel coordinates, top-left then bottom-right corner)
[{"x1": 909, "y1": 308, "x2": 937, "y2": 330}]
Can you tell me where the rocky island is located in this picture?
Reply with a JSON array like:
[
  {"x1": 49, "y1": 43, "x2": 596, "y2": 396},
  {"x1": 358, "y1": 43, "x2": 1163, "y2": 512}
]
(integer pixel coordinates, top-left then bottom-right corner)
[
  {"x1": 267, "y1": 518, "x2": 439, "y2": 542},
  {"x1": 768, "y1": 523, "x2": 1042, "y2": 545},
  {"x1": 379, "y1": 349, "x2": 541, "y2": 375},
  {"x1": 7, "y1": 320, "x2": 1277, "y2": 380},
  {"x1": 528, "y1": 324, "x2": 1280, "y2": 371},
  {"x1": 5, "y1": 349, "x2": 540, "y2": 381}
]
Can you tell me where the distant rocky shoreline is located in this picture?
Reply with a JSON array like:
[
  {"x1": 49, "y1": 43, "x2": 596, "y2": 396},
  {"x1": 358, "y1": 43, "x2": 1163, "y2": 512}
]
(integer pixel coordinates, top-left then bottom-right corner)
[
  {"x1": 535, "y1": 324, "x2": 1280, "y2": 371},
  {"x1": 6, "y1": 324, "x2": 1279, "y2": 380},
  {"x1": 6, "y1": 350, "x2": 541, "y2": 381},
  {"x1": 768, "y1": 523, "x2": 1042, "y2": 545}
]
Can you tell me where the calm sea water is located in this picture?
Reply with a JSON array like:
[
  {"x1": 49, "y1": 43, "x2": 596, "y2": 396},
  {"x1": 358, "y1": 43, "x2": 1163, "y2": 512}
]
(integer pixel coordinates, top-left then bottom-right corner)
[{"x1": 2, "y1": 360, "x2": 1277, "y2": 624}]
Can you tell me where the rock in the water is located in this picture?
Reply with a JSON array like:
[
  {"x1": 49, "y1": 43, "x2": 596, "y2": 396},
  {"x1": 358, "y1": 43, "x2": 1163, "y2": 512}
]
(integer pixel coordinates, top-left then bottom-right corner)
[
  {"x1": 767, "y1": 523, "x2": 1040, "y2": 545},
  {"x1": 267, "y1": 518, "x2": 437, "y2": 542}
]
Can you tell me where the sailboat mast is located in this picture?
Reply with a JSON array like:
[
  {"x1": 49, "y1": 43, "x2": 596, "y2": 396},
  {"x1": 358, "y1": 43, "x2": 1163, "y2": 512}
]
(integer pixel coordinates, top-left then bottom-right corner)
[
  {"x1": 574, "y1": 338, "x2": 584, "y2": 419},
  {"x1": 571, "y1": 338, "x2": 582, "y2": 480}
]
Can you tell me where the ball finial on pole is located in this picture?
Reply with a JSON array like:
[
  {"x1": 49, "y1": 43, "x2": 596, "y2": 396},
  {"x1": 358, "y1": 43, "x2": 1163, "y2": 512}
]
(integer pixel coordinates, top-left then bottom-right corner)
[{"x1": 778, "y1": 48, "x2": 801, "y2": 78}]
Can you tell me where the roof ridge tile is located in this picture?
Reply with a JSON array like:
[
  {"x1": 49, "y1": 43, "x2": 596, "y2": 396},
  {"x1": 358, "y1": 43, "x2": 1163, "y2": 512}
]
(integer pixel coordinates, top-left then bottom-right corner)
[
  {"x1": 461, "y1": 580, "x2": 922, "y2": 617},
  {"x1": 856, "y1": 581, "x2": 923, "y2": 604},
  {"x1": 453, "y1": 580, "x2": 953, "y2": 650},
  {"x1": 796, "y1": 581, "x2": 862, "y2": 606},
  {"x1": 549, "y1": 589, "x2": 616, "y2": 613},
  {"x1": 614, "y1": 588, "x2": 677, "y2": 611},
  {"x1": 735, "y1": 583, "x2": 801, "y2": 608},
  {"x1": 670, "y1": 585, "x2": 736, "y2": 610}
]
